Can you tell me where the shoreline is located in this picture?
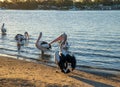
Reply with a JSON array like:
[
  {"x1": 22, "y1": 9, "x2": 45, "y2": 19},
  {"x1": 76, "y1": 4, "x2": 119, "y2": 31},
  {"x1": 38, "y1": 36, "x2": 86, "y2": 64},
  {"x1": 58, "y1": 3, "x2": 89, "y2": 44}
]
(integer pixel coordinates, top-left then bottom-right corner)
[
  {"x1": 0, "y1": 55, "x2": 120, "y2": 87},
  {"x1": 1, "y1": 53, "x2": 120, "y2": 76}
]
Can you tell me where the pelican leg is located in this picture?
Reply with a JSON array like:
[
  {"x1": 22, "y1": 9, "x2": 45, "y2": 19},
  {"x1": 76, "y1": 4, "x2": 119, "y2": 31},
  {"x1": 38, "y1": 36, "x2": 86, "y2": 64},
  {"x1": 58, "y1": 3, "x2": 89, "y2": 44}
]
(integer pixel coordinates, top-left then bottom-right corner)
[
  {"x1": 17, "y1": 43, "x2": 21, "y2": 51},
  {"x1": 41, "y1": 51, "x2": 44, "y2": 56}
]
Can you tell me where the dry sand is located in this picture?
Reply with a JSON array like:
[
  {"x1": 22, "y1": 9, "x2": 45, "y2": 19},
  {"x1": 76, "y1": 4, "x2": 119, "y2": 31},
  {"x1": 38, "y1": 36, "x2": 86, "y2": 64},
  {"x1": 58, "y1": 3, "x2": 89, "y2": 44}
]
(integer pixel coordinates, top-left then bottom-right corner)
[{"x1": 0, "y1": 55, "x2": 120, "y2": 87}]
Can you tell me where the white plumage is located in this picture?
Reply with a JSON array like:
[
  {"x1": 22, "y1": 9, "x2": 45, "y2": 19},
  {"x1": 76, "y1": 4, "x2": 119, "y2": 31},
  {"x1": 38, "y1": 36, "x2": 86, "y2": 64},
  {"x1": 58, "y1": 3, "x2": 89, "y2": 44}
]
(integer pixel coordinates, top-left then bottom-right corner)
[{"x1": 35, "y1": 32, "x2": 51, "y2": 55}]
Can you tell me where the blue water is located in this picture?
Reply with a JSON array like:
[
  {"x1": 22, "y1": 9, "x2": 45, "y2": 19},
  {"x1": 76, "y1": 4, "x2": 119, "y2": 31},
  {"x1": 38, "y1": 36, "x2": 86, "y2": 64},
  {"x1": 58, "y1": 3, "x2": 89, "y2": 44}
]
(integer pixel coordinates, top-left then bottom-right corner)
[{"x1": 0, "y1": 10, "x2": 120, "y2": 71}]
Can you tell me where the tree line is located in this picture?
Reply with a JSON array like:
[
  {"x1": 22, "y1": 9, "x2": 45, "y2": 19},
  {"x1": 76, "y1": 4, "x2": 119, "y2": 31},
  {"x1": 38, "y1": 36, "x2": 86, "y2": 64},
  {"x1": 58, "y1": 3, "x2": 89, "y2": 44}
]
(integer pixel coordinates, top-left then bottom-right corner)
[{"x1": 0, "y1": 0, "x2": 120, "y2": 10}]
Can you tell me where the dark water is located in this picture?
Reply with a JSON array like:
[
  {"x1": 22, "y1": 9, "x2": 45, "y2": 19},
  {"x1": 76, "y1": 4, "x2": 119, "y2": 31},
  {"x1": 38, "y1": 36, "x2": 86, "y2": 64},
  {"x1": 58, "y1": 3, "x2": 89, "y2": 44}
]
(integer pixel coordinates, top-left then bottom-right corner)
[{"x1": 0, "y1": 10, "x2": 120, "y2": 71}]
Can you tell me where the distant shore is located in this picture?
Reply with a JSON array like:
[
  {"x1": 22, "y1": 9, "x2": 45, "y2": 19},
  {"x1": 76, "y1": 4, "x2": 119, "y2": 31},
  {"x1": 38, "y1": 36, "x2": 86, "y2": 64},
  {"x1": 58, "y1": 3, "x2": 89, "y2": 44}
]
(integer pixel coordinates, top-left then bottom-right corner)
[{"x1": 0, "y1": 55, "x2": 120, "y2": 87}]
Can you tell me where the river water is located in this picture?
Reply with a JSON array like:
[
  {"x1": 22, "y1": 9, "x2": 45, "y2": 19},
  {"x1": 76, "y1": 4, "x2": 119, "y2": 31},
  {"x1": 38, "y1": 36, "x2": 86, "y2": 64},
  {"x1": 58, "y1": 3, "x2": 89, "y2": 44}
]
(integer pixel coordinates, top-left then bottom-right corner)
[{"x1": 0, "y1": 10, "x2": 120, "y2": 71}]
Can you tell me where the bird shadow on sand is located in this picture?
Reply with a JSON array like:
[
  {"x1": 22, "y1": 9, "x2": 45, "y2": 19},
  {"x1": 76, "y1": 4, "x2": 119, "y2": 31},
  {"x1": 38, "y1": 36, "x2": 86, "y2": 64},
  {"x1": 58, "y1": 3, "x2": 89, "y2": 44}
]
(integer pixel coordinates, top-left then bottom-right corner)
[
  {"x1": 0, "y1": 78, "x2": 62, "y2": 87},
  {"x1": 78, "y1": 69, "x2": 120, "y2": 82},
  {"x1": 0, "y1": 78, "x2": 35, "y2": 87},
  {"x1": 70, "y1": 75, "x2": 113, "y2": 87},
  {"x1": 69, "y1": 71, "x2": 114, "y2": 87}
]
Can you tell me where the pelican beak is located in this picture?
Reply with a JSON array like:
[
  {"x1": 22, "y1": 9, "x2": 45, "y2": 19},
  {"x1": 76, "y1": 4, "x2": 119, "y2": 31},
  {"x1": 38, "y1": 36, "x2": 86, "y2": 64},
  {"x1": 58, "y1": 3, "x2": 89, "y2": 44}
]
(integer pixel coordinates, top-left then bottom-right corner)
[{"x1": 50, "y1": 35, "x2": 63, "y2": 44}]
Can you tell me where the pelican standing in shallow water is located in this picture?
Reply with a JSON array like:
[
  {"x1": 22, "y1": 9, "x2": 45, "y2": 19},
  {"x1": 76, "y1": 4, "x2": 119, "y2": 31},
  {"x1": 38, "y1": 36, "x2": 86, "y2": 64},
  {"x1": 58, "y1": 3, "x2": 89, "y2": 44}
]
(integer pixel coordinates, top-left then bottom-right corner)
[
  {"x1": 1, "y1": 23, "x2": 7, "y2": 35},
  {"x1": 35, "y1": 32, "x2": 51, "y2": 55},
  {"x1": 50, "y1": 33, "x2": 76, "y2": 73},
  {"x1": 15, "y1": 32, "x2": 29, "y2": 50}
]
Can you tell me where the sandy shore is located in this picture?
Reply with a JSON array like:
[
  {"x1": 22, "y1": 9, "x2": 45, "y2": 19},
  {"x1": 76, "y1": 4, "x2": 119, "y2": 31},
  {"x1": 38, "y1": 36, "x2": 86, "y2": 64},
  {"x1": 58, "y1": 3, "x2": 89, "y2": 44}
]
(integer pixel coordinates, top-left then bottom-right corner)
[{"x1": 0, "y1": 56, "x2": 120, "y2": 87}]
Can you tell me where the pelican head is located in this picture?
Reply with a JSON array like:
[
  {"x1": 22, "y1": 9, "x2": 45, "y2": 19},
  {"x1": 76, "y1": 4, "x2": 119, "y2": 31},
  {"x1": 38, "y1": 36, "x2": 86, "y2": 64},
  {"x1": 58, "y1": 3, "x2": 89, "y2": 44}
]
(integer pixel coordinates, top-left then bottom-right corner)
[
  {"x1": 50, "y1": 33, "x2": 69, "y2": 50},
  {"x1": 24, "y1": 31, "x2": 29, "y2": 40},
  {"x1": 50, "y1": 33, "x2": 67, "y2": 44}
]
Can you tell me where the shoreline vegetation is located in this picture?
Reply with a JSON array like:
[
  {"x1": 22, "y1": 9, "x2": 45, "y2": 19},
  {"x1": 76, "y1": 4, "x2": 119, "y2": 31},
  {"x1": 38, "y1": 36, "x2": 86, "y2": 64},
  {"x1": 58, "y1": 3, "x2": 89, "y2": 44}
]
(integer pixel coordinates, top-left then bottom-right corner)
[
  {"x1": 0, "y1": 55, "x2": 120, "y2": 87},
  {"x1": 0, "y1": 0, "x2": 120, "y2": 10}
]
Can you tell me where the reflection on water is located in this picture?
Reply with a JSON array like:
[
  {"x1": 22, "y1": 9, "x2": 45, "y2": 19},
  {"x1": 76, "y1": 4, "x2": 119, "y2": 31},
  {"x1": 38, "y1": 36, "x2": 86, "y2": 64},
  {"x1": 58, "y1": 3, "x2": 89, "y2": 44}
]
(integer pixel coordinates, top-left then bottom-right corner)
[
  {"x1": 17, "y1": 51, "x2": 21, "y2": 59},
  {"x1": 38, "y1": 53, "x2": 52, "y2": 62},
  {"x1": 1, "y1": 34, "x2": 7, "y2": 41},
  {"x1": 24, "y1": 40, "x2": 29, "y2": 46}
]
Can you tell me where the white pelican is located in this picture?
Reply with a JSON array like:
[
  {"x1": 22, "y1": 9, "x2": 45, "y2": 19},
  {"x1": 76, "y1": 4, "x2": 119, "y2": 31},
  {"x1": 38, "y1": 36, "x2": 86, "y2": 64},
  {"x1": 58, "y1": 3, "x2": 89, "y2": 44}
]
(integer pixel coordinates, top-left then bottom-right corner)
[
  {"x1": 15, "y1": 32, "x2": 29, "y2": 50},
  {"x1": 50, "y1": 33, "x2": 76, "y2": 73},
  {"x1": 35, "y1": 32, "x2": 51, "y2": 55},
  {"x1": 1, "y1": 23, "x2": 7, "y2": 35}
]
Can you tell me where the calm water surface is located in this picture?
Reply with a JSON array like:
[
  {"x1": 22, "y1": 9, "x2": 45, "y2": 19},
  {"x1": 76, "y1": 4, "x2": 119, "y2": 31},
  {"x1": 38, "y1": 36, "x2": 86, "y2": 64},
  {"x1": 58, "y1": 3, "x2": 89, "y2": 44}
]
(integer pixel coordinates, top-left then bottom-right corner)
[{"x1": 0, "y1": 10, "x2": 120, "y2": 71}]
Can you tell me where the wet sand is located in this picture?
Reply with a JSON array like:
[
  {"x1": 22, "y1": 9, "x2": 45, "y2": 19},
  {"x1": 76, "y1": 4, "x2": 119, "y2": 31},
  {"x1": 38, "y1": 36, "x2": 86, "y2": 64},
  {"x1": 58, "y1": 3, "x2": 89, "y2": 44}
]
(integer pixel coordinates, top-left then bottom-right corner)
[{"x1": 0, "y1": 56, "x2": 120, "y2": 87}]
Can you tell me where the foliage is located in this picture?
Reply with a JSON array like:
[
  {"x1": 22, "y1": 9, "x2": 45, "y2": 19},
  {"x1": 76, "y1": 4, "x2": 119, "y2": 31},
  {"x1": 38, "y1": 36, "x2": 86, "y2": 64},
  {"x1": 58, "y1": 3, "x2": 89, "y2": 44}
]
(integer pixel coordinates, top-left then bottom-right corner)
[{"x1": 0, "y1": 0, "x2": 120, "y2": 10}]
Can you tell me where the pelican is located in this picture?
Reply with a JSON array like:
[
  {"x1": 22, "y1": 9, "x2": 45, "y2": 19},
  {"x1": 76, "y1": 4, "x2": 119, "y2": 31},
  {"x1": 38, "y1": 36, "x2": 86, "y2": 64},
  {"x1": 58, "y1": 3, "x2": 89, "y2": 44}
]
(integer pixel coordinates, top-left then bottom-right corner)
[
  {"x1": 50, "y1": 33, "x2": 76, "y2": 73},
  {"x1": 15, "y1": 32, "x2": 29, "y2": 50},
  {"x1": 35, "y1": 32, "x2": 51, "y2": 55},
  {"x1": 1, "y1": 23, "x2": 7, "y2": 35},
  {"x1": 15, "y1": 32, "x2": 29, "y2": 41}
]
